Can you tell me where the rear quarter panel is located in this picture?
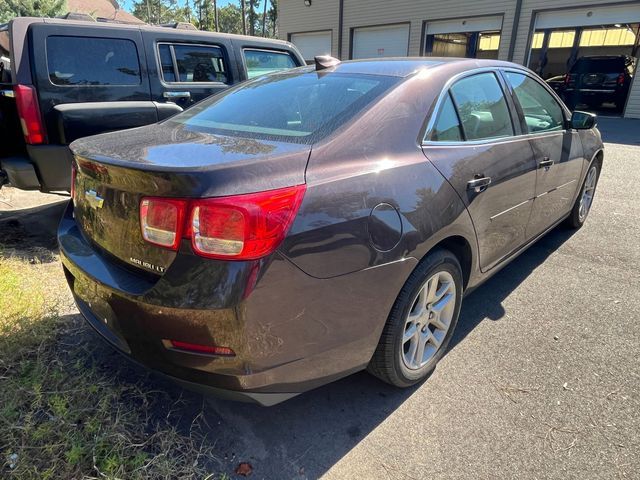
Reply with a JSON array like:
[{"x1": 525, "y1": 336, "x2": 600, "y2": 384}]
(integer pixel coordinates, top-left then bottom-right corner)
[{"x1": 280, "y1": 68, "x2": 479, "y2": 280}]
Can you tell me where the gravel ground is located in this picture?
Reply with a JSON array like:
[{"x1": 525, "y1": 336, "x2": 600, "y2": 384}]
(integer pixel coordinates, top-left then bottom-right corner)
[{"x1": 1, "y1": 118, "x2": 638, "y2": 479}]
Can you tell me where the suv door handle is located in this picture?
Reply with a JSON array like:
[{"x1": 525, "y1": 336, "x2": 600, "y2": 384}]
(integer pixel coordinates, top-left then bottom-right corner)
[
  {"x1": 539, "y1": 157, "x2": 554, "y2": 169},
  {"x1": 163, "y1": 91, "x2": 191, "y2": 100},
  {"x1": 467, "y1": 175, "x2": 492, "y2": 192}
]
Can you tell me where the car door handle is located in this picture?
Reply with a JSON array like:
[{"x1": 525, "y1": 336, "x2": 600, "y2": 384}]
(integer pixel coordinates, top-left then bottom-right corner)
[
  {"x1": 539, "y1": 157, "x2": 554, "y2": 169},
  {"x1": 467, "y1": 176, "x2": 492, "y2": 192},
  {"x1": 163, "y1": 91, "x2": 191, "y2": 100}
]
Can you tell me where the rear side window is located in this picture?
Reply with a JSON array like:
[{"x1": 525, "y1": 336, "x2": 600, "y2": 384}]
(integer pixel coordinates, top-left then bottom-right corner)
[
  {"x1": 431, "y1": 93, "x2": 463, "y2": 141},
  {"x1": 504, "y1": 71, "x2": 564, "y2": 133},
  {"x1": 244, "y1": 49, "x2": 297, "y2": 79},
  {"x1": 450, "y1": 72, "x2": 514, "y2": 141},
  {"x1": 158, "y1": 44, "x2": 228, "y2": 83},
  {"x1": 46, "y1": 36, "x2": 141, "y2": 86}
]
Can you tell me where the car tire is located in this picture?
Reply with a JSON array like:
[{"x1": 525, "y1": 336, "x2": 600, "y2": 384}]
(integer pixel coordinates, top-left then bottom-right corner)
[
  {"x1": 565, "y1": 160, "x2": 601, "y2": 229},
  {"x1": 368, "y1": 249, "x2": 463, "y2": 387}
]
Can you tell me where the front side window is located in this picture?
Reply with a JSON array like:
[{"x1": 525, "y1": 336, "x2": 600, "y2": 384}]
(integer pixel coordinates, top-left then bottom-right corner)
[
  {"x1": 47, "y1": 36, "x2": 140, "y2": 86},
  {"x1": 243, "y1": 49, "x2": 297, "y2": 79},
  {"x1": 168, "y1": 70, "x2": 399, "y2": 144},
  {"x1": 159, "y1": 44, "x2": 228, "y2": 83},
  {"x1": 450, "y1": 72, "x2": 514, "y2": 141},
  {"x1": 431, "y1": 93, "x2": 463, "y2": 141},
  {"x1": 504, "y1": 71, "x2": 564, "y2": 133}
]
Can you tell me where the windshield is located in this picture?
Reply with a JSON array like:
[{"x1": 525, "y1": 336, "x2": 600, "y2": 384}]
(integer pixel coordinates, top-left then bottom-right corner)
[{"x1": 167, "y1": 70, "x2": 400, "y2": 144}]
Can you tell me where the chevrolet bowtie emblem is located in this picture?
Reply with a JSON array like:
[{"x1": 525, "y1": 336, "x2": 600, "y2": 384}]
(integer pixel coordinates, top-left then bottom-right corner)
[{"x1": 85, "y1": 190, "x2": 104, "y2": 209}]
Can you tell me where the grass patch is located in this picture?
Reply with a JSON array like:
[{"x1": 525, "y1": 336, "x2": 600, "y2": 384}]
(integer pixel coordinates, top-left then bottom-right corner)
[{"x1": 0, "y1": 254, "x2": 222, "y2": 479}]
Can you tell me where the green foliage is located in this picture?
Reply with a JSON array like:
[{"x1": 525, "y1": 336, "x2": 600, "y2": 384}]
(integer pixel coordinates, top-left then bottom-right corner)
[
  {"x1": 0, "y1": 255, "x2": 218, "y2": 478},
  {"x1": 131, "y1": 0, "x2": 191, "y2": 25},
  {"x1": 216, "y1": 4, "x2": 243, "y2": 35},
  {"x1": 0, "y1": 0, "x2": 67, "y2": 22},
  {"x1": 129, "y1": 0, "x2": 277, "y2": 37}
]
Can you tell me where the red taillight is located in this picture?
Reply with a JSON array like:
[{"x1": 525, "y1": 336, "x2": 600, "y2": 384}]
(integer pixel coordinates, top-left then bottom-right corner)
[
  {"x1": 617, "y1": 73, "x2": 625, "y2": 86},
  {"x1": 140, "y1": 197, "x2": 189, "y2": 250},
  {"x1": 138, "y1": 184, "x2": 306, "y2": 260},
  {"x1": 14, "y1": 84, "x2": 46, "y2": 145},
  {"x1": 163, "y1": 339, "x2": 235, "y2": 357},
  {"x1": 188, "y1": 185, "x2": 306, "y2": 260}
]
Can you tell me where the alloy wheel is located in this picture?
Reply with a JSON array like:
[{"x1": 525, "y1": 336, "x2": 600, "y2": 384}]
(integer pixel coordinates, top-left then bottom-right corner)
[
  {"x1": 579, "y1": 166, "x2": 598, "y2": 222},
  {"x1": 402, "y1": 271, "x2": 456, "y2": 370}
]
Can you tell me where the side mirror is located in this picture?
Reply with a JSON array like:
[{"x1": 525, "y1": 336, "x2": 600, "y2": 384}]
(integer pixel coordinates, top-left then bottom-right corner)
[{"x1": 570, "y1": 111, "x2": 597, "y2": 130}]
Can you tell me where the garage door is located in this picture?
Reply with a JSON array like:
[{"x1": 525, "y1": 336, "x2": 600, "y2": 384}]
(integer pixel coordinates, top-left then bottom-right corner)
[
  {"x1": 535, "y1": 4, "x2": 640, "y2": 30},
  {"x1": 290, "y1": 31, "x2": 332, "y2": 63},
  {"x1": 352, "y1": 24, "x2": 410, "y2": 59},
  {"x1": 425, "y1": 15, "x2": 503, "y2": 35},
  {"x1": 533, "y1": 4, "x2": 640, "y2": 119}
]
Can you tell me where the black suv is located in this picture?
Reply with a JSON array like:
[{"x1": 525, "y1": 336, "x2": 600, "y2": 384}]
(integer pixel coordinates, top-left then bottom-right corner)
[
  {"x1": 0, "y1": 17, "x2": 304, "y2": 193},
  {"x1": 563, "y1": 55, "x2": 636, "y2": 111}
]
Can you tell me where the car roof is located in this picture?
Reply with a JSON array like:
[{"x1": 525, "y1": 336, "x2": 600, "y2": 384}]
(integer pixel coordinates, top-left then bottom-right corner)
[
  {"x1": 11, "y1": 16, "x2": 294, "y2": 47},
  {"x1": 326, "y1": 57, "x2": 529, "y2": 77}
]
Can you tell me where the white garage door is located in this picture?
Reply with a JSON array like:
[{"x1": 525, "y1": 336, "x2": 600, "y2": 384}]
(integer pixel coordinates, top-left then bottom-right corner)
[
  {"x1": 352, "y1": 24, "x2": 410, "y2": 59},
  {"x1": 290, "y1": 31, "x2": 332, "y2": 63},
  {"x1": 535, "y1": 4, "x2": 640, "y2": 30}
]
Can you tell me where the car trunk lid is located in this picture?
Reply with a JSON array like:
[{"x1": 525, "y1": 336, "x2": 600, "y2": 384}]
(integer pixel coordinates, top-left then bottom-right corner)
[{"x1": 71, "y1": 122, "x2": 310, "y2": 275}]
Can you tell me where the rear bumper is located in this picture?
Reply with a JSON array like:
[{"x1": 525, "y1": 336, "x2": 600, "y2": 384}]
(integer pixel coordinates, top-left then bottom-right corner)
[
  {"x1": 0, "y1": 145, "x2": 73, "y2": 192},
  {"x1": 58, "y1": 203, "x2": 416, "y2": 404}
]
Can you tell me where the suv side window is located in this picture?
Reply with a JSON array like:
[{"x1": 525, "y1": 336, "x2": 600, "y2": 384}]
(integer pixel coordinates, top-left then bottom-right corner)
[
  {"x1": 431, "y1": 92, "x2": 463, "y2": 141},
  {"x1": 504, "y1": 71, "x2": 564, "y2": 133},
  {"x1": 158, "y1": 44, "x2": 228, "y2": 84},
  {"x1": 449, "y1": 72, "x2": 514, "y2": 141},
  {"x1": 243, "y1": 49, "x2": 297, "y2": 79},
  {"x1": 47, "y1": 36, "x2": 141, "y2": 86}
]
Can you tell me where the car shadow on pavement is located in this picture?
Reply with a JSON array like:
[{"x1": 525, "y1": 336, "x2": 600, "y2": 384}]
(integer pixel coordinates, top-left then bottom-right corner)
[
  {"x1": 449, "y1": 226, "x2": 577, "y2": 352},
  {"x1": 595, "y1": 117, "x2": 640, "y2": 147},
  {"x1": 0, "y1": 199, "x2": 68, "y2": 262},
  {"x1": 192, "y1": 226, "x2": 580, "y2": 478}
]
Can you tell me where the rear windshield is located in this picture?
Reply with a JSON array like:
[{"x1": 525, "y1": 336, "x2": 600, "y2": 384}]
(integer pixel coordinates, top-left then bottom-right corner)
[
  {"x1": 167, "y1": 69, "x2": 400, "y2": 144},
  {"x1": 572, "y1": 57, "x2": 625, "y2": 73},
  {"x1": 0, "y1": 27, "x2": 10, "y2": 83}
]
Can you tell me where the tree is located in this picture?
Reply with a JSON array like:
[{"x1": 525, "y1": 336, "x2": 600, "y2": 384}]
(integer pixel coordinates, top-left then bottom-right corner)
[
  {"x1": 132, "y1": 0, "x2": 191, "y2": 25},
  {"x1": 267, "y1": 0, "x2": 277, "y2": 37},
  {"x1": 247, "y1": 0, "x2": 259, "y2": 36},
  {"x1": 239, "y1": 0, "x2": 246, "y2": 35},
  {"x1": 212, "y1": 0, "x2": 218, "y2": 31},
  {"x1": 0, "y1": 0, "x2": 66, "y2": 22},
  {"x1": 217, "y1": 4, "x2": 242, "y2": 34},
  {"x1": 261, "y1": 0, "x2": 268, "y2": 36}
]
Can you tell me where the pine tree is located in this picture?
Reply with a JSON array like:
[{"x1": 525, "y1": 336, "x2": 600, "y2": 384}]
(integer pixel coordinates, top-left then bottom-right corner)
[
  {"x1": 0, "y1": 0, "x2": 67, "y2": 22},
  {"x1": 268, "y1": 0, "x2": 278, "y2": 37}
]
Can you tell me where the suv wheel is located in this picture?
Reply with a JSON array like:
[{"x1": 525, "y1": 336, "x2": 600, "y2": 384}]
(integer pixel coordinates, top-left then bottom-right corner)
[{"x1": 368, "y1": 249, "x2": 463, "y2": 387}]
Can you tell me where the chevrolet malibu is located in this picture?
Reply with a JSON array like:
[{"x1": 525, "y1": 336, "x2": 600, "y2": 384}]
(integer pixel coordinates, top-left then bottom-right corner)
[{"x1": 59, "y1": 57, "x2": 603, "y2": 405}]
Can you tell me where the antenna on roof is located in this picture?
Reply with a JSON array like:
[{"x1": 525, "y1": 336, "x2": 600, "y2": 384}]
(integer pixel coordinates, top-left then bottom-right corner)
[{"x1": 314, "y1": 55, "x2": 340, "y2": 71}]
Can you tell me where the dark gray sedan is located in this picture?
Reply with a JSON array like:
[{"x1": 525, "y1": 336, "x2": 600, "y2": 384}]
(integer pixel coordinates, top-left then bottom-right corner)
[{"x1": 59, "y1": 57, "x2": 603, "y2": 405}]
